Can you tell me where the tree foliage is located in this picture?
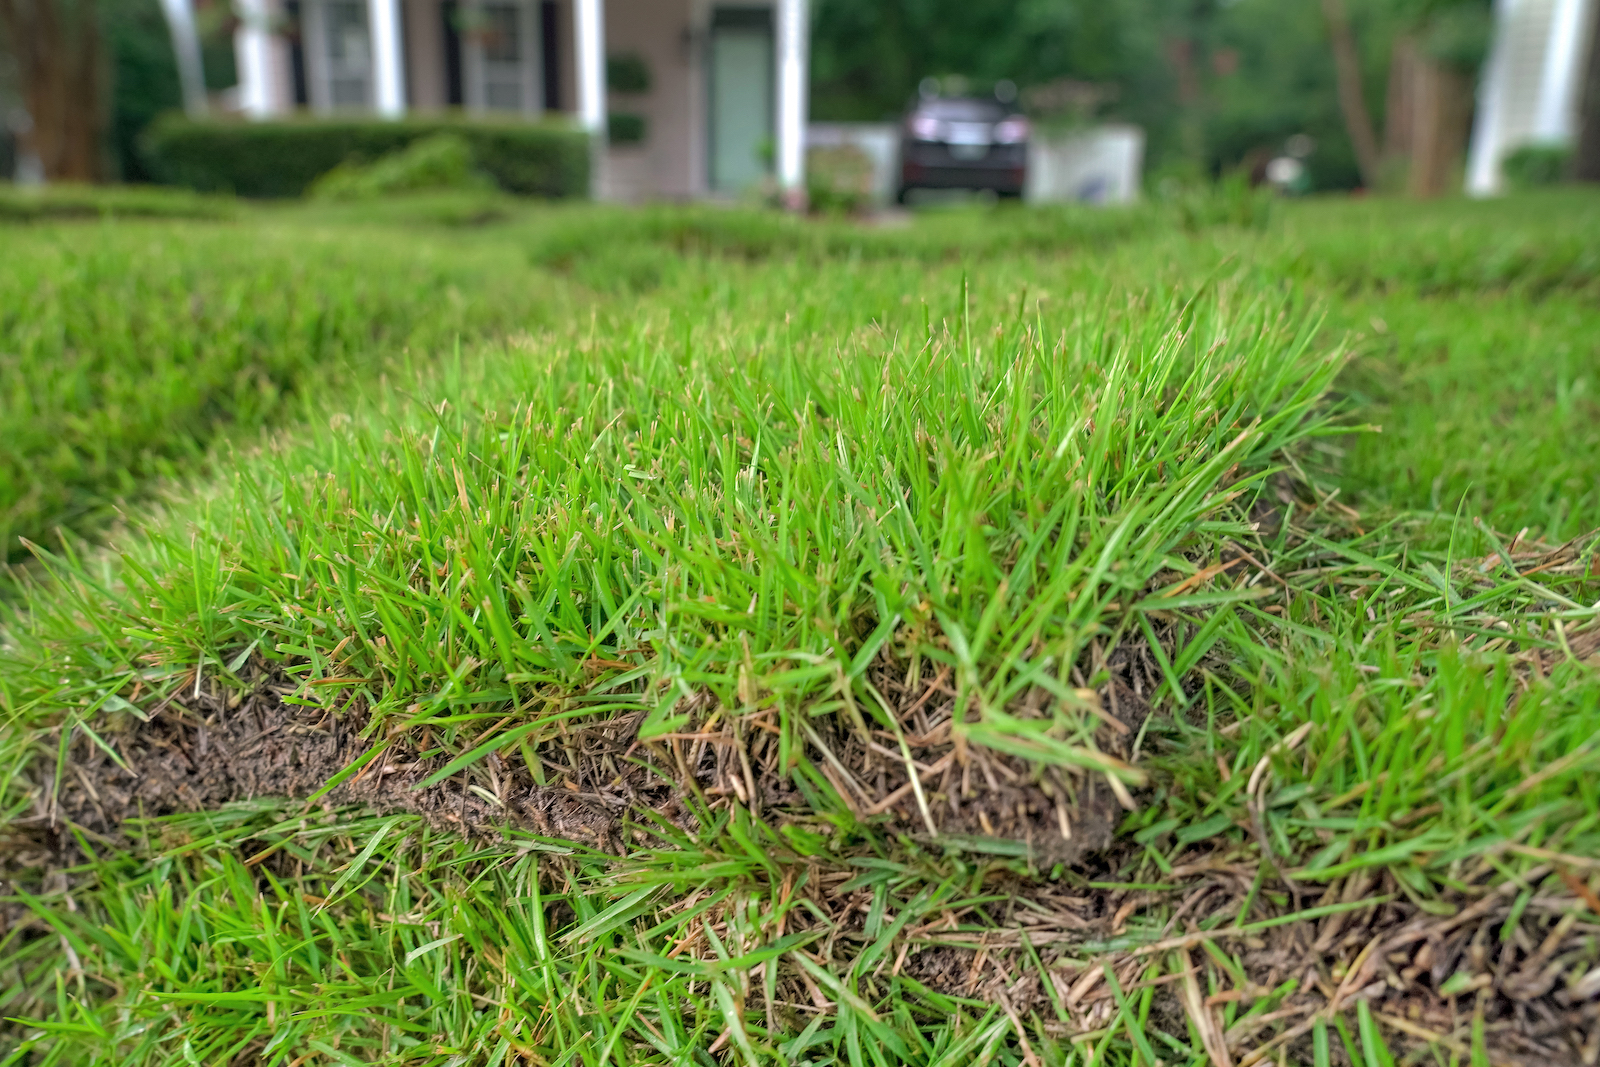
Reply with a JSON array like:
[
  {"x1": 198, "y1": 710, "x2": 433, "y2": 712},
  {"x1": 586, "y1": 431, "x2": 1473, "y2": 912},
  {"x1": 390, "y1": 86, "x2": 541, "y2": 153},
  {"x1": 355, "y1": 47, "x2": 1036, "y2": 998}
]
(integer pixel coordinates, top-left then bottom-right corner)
[
  {"x1": 0, "y1": 0, "x2": 238, "y2": 182},
  {"x1": 104, "y1": 0, "x2": 236, "y2": 181},
  {"x1": 810, "y1": 0, "x2": 1491, "y2": 191}
]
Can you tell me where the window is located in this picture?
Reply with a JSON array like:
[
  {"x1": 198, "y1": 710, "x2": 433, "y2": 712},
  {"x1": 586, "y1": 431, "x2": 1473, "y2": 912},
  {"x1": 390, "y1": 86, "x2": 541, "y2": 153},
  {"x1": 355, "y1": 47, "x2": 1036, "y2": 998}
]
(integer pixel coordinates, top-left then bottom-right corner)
[
  {"x1": 483, "y1": 4, "x2": 521, "y2": 63},
  {"x1": 481, "y1": 3, "x2": 525, "y2": 109},
  {"x1": 325, "y1": 1, "x2": 373, "y2": 106},
  {"x1": 304, "y1": 0, "x2": 374, "y2": 110},
  {"x1": 463, "y1": 0, "x2": 541, "y2": 114}
]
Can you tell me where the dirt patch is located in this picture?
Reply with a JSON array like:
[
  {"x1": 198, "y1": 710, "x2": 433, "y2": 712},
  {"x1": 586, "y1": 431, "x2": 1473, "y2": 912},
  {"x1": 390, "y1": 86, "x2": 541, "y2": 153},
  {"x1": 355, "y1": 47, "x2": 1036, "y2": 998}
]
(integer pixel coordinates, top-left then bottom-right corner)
[
  {"x1": 8, "y1": 640, "x2": 1151, "y2": 875},
  {"x1": 762, "y1": 856, "x2": 1599, "y2": 1066},
  {"x1": 11, "y1": 679, "x2": 671, "y2": 863},
  {"x1": 6, "y1": 614, "x2": 1593, "y2": 1062},
  {"x1": 820, "y1": 639, "x2": 1160, "y2": 867}
]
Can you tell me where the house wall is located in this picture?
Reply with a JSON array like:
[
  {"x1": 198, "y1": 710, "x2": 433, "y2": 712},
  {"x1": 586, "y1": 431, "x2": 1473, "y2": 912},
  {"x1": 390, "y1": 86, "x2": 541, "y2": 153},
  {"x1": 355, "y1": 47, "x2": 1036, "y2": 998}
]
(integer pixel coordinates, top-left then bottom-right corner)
[
  {"x1": 236, "y1": 0, "x2": 801, "y2": 201},
  {"x1": 604, "y1": 0, "x2": 699, "y2": 199},
  {"x1": 686, "y1": 0, "x2": 712, "y2": 195},
  {"x1": 553, "y1": 0, "x2": 578, "y2": 113},
  {"x1": 406, "y1": 0, "x2": 449, "y2": 109}
]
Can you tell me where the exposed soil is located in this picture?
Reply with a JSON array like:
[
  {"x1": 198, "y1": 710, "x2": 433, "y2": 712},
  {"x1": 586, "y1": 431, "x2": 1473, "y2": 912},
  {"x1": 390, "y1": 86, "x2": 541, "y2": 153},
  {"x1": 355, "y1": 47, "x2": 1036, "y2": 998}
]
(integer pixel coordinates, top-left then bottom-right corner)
[
  {"x1": 8, "y1": 635, "x2": 1165, "y2": 875},
  {"x1": 4, "y1": 602, "x2": 1596, "y2": 1062},
  {"x1": 803, "y1": 637, "x2": 1160, "y2": 867},
  {"x1": 761, "y1": 854, "x2": 1600, "y2": 1066}
]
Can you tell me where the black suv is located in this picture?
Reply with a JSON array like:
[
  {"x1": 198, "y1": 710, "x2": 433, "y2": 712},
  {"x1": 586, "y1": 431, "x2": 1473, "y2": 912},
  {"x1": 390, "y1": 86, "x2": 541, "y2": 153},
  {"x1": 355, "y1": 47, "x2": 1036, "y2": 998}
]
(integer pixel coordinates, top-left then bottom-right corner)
[{"x1": 898, "y1": 94, "x2": 1030, "y2": 202}]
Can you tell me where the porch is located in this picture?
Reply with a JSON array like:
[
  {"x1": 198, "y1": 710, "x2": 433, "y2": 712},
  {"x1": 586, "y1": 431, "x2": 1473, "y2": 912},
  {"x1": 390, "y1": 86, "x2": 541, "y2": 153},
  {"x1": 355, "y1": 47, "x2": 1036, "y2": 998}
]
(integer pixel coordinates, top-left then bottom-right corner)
[{"x1": 232, "y1": 0, "x2": 809, "y2": 200}]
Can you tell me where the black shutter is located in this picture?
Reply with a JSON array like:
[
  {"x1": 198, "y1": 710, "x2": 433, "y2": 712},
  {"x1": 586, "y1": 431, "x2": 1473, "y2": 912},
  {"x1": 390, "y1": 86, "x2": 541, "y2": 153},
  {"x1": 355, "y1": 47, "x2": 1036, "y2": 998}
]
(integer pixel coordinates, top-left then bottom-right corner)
[
  {"x1": 286, "y1": 0, "x2": 309, "y2": 106},
  {"x1": 443, "y1": 1, "x2": 464, "y2": 106},
  {"x1": 541, "y1": 1, "x2": 561, "y2": 111}
]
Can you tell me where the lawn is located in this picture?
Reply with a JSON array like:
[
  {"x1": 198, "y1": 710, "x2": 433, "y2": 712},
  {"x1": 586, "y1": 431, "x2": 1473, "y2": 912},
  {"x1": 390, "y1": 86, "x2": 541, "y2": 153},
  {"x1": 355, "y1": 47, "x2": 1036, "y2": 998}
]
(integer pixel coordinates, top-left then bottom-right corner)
[{"x1": 1, "y1": 188, "x2": 1598, "y2": 1067}]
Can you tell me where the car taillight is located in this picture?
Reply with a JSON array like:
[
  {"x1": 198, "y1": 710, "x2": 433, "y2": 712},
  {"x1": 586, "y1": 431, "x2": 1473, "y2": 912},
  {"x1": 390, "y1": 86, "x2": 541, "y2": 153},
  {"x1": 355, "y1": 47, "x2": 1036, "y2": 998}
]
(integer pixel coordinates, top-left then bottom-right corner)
[
  {"x1": 993, "y1": 117, "x2": 1030, "y2": 144},
  {"x1": 908, "y1": 115, "x2": 944, "y2": 141}
]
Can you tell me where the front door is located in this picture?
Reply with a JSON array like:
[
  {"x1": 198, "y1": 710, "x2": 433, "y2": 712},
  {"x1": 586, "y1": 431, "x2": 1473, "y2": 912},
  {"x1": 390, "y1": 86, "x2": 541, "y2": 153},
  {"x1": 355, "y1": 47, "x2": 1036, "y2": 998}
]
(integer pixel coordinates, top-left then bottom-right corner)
[{"x1": 709, "y1": 7, "x2": 774, "y2": 194}]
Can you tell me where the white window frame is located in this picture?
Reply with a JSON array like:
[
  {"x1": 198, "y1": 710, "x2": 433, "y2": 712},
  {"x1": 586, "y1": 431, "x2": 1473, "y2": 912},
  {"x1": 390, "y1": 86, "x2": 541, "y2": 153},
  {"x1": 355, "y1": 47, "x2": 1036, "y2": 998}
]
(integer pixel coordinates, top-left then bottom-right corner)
[
  {"x1": 303, "y1": 0, "x2": 376, "y2": 112},
  {"x1": 461, "y1": 0, "x2": 543, "y2": 116}
]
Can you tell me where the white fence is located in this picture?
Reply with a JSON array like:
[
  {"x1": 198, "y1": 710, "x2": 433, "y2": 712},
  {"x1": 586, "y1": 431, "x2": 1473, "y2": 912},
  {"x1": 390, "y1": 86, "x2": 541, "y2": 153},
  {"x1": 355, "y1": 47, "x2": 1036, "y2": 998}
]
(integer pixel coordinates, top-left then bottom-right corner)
[
  {"x1": 805, "y1": 122, "x2": 901, "y2": 205},
  {"x1": 806, "y1": 121, "x2": 1145, "y2": 207},
  {"x1": 1025, "y1": 124, "x2": 1145, "y2": 205}
]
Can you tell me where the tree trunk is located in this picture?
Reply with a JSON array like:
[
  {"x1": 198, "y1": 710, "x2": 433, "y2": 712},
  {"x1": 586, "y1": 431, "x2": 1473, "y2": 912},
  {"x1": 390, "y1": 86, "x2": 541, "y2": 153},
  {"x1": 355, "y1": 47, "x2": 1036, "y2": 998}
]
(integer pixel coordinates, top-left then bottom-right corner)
[
  {"x1": 1321, "y1": 0, "x2": 1381, "y2": 189},
  {"x1": 1383, "y1": 36, "x2": 1417, "y2": 168},
  {"x1": 1576, "y1": 0, "x2": 1600, "y2": 182},
  {"x1": 0, "y1": 0, "x2": 106, "y2": 182},
  {"x1": 1407, "y1": 58, "x2": 1472, "y2": 197}
]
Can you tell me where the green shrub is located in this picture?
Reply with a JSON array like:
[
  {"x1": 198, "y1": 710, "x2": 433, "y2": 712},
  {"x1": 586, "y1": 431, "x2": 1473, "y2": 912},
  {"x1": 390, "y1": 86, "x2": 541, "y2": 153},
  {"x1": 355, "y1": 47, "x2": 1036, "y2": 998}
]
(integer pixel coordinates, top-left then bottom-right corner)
[
  {"x1": 806, "y1": 144, "x2": 876, "y2": 214},
  {"x1": 311, "y1": 133, "x2": 495, "y2": 200},
  {"x1": 607, "y1": 112, "x2": 648, "y2": 145},
  {"x1": 141, "y1": 115, "x2": 590, "y2": 198},
  {"x1": 1501, "y1": 143, "x2": 1571, "y2": 189},
  {"x1": 606, "y1": 52, "x2": 652, "y2": 94}
]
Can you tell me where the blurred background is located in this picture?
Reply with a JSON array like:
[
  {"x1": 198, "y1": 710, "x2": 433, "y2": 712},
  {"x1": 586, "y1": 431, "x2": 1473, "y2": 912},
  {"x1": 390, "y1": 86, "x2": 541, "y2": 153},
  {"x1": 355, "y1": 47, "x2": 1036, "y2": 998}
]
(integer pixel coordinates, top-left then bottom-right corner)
[{"x1": 0, "y1": 0, "x2": 1598, "y2": 205}]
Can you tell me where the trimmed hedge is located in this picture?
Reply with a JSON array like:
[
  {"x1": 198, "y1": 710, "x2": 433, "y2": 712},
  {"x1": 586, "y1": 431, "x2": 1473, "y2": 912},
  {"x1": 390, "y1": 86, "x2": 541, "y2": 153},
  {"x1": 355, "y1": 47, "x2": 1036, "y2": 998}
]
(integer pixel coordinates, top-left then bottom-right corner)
[{"x1": 141, "y1": 115, "x2": 591, "y2": 198}]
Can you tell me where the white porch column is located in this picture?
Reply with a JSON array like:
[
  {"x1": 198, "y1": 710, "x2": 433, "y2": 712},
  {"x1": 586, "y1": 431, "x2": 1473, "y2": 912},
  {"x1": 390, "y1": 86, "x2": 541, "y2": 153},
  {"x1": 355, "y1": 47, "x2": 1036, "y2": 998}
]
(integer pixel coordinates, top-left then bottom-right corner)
[
  {"x1": 575, "y1": 0, "x2": 607, "y2": 196},
  {"x1": 369, "y1": 0, "x2": 407, "y2": 117},
  {"x1": 234, "y1": 0, "x2": 280, "y2": 118},
  {"x1": 776, "y1": 0, "x2": 809, "y2": 205},
  {"x1": 1534, "y1": 0, "x2": 1590, "y2": 140},
  {"x1": 1466, "y1": 0, "x2": 1514, "y2": 196},
  {"x1": 159, "y1": 0, "x2": 209, "y2": 117}
]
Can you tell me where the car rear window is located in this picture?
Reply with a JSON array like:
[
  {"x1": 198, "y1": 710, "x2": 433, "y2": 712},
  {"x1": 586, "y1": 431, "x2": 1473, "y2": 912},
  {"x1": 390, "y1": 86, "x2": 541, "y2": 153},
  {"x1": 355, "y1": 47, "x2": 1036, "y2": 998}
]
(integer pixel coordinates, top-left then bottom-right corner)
[{"x1": 917, "y1": 99, "x2": 1005, "y2": 122}]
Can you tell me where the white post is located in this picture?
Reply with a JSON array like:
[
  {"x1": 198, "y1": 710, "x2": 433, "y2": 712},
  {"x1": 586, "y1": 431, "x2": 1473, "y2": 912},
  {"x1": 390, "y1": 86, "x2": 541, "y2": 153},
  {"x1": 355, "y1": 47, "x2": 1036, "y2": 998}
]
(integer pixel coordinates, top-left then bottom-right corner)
[
  {"x1": 159, "y1": 0, "x2": 209, "y2": 118},
  {"x1": 1466, "y1": 0, "x2": 1515, "y2": 196},
  {"x1": 575, "y1": 0, "x2": 607, "y2": 196},
  {"x1": 776, "y1": 0, "x2": 808, "y2": 206},
  {"x1": 369, "y1": 0, "x2": 407, "y2": 117},
  {"x1": 234, "y1": 0, "x2": 277, "y2": 119},
  {"x1": 1534, "y1": 0, "x2": 1589, "y2": 140}
]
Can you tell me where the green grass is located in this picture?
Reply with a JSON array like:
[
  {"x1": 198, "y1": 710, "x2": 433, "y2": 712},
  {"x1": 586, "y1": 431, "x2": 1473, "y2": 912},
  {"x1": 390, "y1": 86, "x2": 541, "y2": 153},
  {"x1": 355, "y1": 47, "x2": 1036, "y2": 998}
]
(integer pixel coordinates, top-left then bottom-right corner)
[
  {"x1": 0, "y1": 192, "x2": 1182, "y2": 565},
  {"x1": 0, "y1": 184, "x2": 238, "y2": 223},
  {"x1": 1, "y1": 189, "x2": 1598, "y2": 1066},
  {"x1": 1333, "y1": 288, "x2": 1600, "y2": 537},
  {"x1": 0, "y1": 211, "x2": 581, "y2": 563}
]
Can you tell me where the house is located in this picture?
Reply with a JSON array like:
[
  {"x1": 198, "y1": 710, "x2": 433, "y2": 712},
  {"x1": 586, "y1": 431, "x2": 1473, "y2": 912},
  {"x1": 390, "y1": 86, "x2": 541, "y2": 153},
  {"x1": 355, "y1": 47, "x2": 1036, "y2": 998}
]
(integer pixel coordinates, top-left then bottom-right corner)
[
  {"x1": 231, "y1": 0, "x2": 810, "y2": 201},
  {"x1": 1467, "y1": 0, "x2": 1596, "y2": 194}
]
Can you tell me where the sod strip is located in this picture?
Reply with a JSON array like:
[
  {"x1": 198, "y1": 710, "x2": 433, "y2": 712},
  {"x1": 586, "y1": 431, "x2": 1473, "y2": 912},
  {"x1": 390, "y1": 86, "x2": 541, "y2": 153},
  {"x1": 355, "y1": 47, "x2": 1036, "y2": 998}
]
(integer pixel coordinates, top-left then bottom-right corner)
[
  {"x1": 0, "y1": 219, "x2": 576, "y2": 565},
  {"x1": 4, "y1": 199, "x2": 1600, "y2": 1064}
]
